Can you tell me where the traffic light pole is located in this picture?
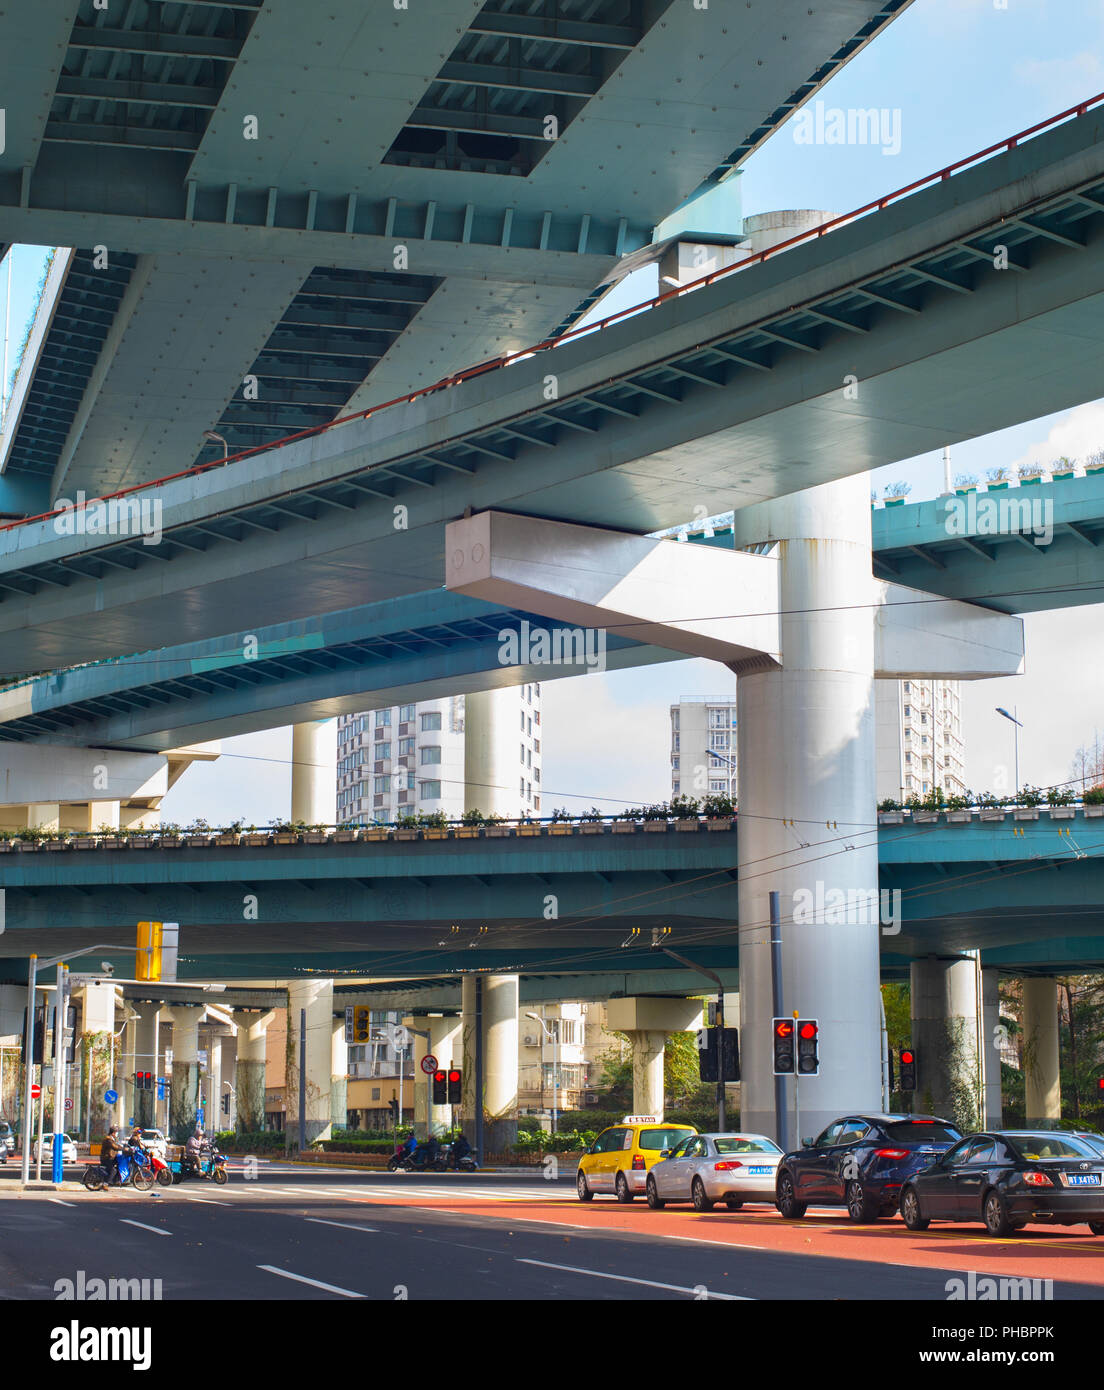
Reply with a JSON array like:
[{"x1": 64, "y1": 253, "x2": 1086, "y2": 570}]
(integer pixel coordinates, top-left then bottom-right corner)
[
  {"x1": 770, "y1": 892, "x2": 787, "y2": 1152},
  {"x1": 19, "y1": 955, "x2": 37, "y2": 1185}
]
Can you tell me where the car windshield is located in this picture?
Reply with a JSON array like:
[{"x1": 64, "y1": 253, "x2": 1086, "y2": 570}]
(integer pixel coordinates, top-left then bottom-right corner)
[
  {"x1": 882, "y1": 1122, "x2": 961, "y2": 1144},
  {"x1": 1010, "y1": 1134, "x2": 1102, "y2": 1160},
  {"x1": 715, "y1": 1138, "x2": 781, "y2": 1155},
  {"x1": 639, "y1": 1127, "x2": 694, "y2": 1151},
  {"x1": 141, "y1": 1131, "x2": 161, "y2": 1141}
]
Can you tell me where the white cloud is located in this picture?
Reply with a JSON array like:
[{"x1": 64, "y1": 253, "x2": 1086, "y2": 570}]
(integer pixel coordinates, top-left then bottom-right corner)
[{"x1": 1008, "y1": 396, "x2": 1104, "y2": 473}]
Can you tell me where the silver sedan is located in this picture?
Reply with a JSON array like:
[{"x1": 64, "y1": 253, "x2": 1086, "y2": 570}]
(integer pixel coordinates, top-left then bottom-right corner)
[{"x1": 646, "y1": 1132, "x2": 784, "y2": 1211}]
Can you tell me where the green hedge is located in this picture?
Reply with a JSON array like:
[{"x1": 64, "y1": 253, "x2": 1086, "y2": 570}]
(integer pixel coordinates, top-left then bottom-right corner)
[{"x1": 214, "y1": 1130, "x2": 288, "y2": 1153}]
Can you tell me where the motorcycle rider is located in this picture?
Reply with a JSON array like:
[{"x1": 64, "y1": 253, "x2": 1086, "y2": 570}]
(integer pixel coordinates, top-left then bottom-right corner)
[
  {"x1": 100, "y1": 1125, "x2": 123, "y2": 1183},
  {"x1": 450, "y1": 1132, "x2": 472, "y2": 1169},
  {"x1": 183, "y1": 1125, "x2": 206, "y2": 1178}
]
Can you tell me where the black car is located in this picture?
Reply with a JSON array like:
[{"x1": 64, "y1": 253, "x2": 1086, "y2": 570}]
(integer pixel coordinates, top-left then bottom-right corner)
[
  {"x1": 775, "y1": 1113, "x2": 962, "y2": 1222},
  {"x1": 901, "y1": 1130, "x2": 1104, "y2": 1237}
]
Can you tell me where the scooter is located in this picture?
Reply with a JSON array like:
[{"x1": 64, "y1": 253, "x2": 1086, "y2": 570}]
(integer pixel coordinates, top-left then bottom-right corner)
[
  {"x1": 147, "y1": 1148, "x2": 174, "y2": 1187},
  {"x1": 172, "y1": 1143, "x2": 228, "y2": 1184},
  {"x1": 82, "y1": 1143, "x2": 154, "y2": 1192}
]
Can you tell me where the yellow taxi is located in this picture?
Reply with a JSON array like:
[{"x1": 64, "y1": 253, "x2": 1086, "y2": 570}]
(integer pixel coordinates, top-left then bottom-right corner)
[{"x1": 576, "y1": 1115, "x2": 698, "y2": 1202}]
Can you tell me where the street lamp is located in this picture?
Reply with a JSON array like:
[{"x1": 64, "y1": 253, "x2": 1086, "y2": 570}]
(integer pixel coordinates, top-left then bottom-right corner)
[
  {"x1": 525, "y1": 1011, "x2": 559, "y2": 1135},
  {"x1": 995, "y1": 706, "x2": 1023, "y2": 793},
  {"x1": 202, "y1": 429, "x2": 229, "y2": 460}
]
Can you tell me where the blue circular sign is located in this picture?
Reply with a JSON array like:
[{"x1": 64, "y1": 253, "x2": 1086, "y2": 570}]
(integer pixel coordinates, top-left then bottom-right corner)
[{"x1": 104, "y1": 1089, "x2": 118, "y2": 1105}]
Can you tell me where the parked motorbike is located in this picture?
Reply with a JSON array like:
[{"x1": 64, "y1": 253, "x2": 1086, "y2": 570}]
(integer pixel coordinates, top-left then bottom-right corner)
[
  {"x1": 386, "y1": 1137, "x2": 478, "y2": 1173},
  {"x1": 147, "y1": 1148, "x2": 174, "y2": 1187},
  {"x1": 82, "y1": 1143, "x2": 154, "y2": 1192},
  {"x1": 172, "y1": 1143, "x2": 228, "y2": 1185}
]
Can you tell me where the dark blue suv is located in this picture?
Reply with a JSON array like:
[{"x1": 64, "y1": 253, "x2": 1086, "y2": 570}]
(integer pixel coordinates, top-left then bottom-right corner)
[{"x1": 775, "y1": 1113, "x2": 962, "y2": 1222}]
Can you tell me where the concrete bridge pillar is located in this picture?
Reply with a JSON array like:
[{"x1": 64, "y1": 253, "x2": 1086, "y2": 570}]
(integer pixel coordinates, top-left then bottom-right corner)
[
  {"x1": 164, "y1": 1006, "x2": 204, "y2": 1143},
  {"x1": 732, "y1": 473, "x2": 881, "y2": 1139},
  {"x1": 330, "y1": 1016, "x2": 348, "y2": 1132},
  {"x1": 291, "y1": 720, "x2": 336, "y2": 825},
  {"x1": 286, "y1": 980, "x2": 335, "y2": 1145},
  {"x1": 411, "y1": 1014, "x2": 461, "y2": 1137},
  {"x1": 233, "y1": 1010, "x2": 274, "y2": 1133},
  {"x1": 607, "y1": 998, "x2": 705, "y2": 1119},
  {"x1": 464, "y1": 690, "x2": 519, "y2": 818},
  {"x1": 1023, "y1": 977, "x2": 1061, "y2": 1125},
  {"x1": 131, "y1": 1008, "x2": 160, "y2": 1128},
  {"x1": 909, "y1": 957, "x2": 982, "y2": 1131},
  {"x1": 981, "y1": 967, "x2": 1004, "y2": 1128},
  {"x1": 461, "y1": 974, "x2": 519, "y2": 1153}
]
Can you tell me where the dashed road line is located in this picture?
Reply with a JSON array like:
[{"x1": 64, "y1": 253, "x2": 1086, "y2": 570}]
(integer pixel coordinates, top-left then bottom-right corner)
[
  {"x1": 517, "y1": 1258, "x2": 751, "y2": 1299},
  {"x1": 257, "y1": 1265, "x2": 364, "y2": 1297},
  {"x1": 120, "y1": 1219, "x2": 171, "y2": 1236},
  {"x1": 304, "y1": 1217, "x2": 379, "y2": 1233}
]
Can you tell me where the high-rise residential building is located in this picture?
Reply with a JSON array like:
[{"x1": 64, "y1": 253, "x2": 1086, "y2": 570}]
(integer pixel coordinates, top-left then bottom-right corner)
[
  {"x1": 669, "y1": 699, "x2": 738, "y2": 801},
  {"x1": 671, "y1": 680, "x2": 966, "y2": 804},
  {"x1": 875, "y1": 678, "x2": 966, "y2": 802},
  {"x1": 336, "y1": 687, "x2": 542, "y2": 824}
]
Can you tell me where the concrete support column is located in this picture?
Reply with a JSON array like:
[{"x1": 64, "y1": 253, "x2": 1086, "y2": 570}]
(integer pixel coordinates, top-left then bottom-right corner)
[
  {"x1": 286, "y1": 980, "x2": 335, "y2": 1145},
  {"x1": 165, "y1": 1007, "x2": 204, "y2": 1143},
  {"x1": 331, "y1": 1017, "x2": 348, "y2": 1132},
  {"x1": 910, "y1": 957, "x2": 982, "y2": 1131},
  {"x1": 26, "y1": 804, "x2": 59, "y2": 831},
  {"x1": 607, "y1": 998, "x2": 704, "y2": 1120},
  {"x1": 291, "y1": 721, "x2": 336, "y2": 825},
  {"x1": 981, "y1": 967, "x2": 1004, "y2": 1129},
  {"x1": 233, "y1": 1010, "x2": 274, "y2": 1133},
  {"x1": 461, "y1": 975, "x2": 519, "y2": 1152},
  {"x1": 132, "y1": 1009, "x2": 159, "y2": 1129},
  {"x1": 411, "y1": 1015, "x2": 461, "y2": 1137},
  {"x1": 1023, "y1": 977, "x2": 1061, "y2": 1125},
  {"x1": 464, "y1": 690, "x2": 520, "y2": 818},
  {"x1": 732, "y1": 473, "x2": 881, "y2": 1139}
]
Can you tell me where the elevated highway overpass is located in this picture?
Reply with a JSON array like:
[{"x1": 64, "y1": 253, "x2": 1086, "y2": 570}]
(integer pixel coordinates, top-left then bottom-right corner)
[
  {"x1": 2, "y1": 810, "x2": 1102, "y2": 984},
  {"x1": 2, "y1": 99, "x2": 1104, "y2": 676},
  {"x1": 0, "y1": 0, "x2": 911, "y2": 504}
]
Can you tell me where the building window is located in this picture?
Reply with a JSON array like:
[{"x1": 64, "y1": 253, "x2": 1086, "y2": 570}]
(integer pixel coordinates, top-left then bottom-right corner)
[
  {"x1": 419, "y1": 781, "x2": 441, "y2": 800},
  {"x1": 673, "y1": 733, "x2": 680, "y2": 752},
  {"x1": 420, "y1": 712, "x2": 442, "y2": 732},
  {"x1": 520, "y1": 710, "x2": 526, "y2": 731},
  {"x1": 671, "y1": 708, "x2": 680, "y2": 731},
  {"x1": 371, "y1": 1087, "x2": 380, "y2": 1101},
  {"x1": 420, "y1": 745, "x2": 441, "y2": 765},
  {"x1": 709, "y1": 779, "x2": 726, "y2": 793},
  {"x1": 398, "y1": 737, "x2": 415, "y2": 756},
  {"x1": 375, "y1": 742, "x2": 391, "y2": 761},
  {"x1": 374, "y1": 776, "x2": 390, "y2": 794},
  {"x1": 559, "y1": 1020, "x2": 577, "y2": 1045},
  {"x1": 520, "y1": 743, "x2": 526, "y2": 764},
  {"x1": 375, "y1": 710, "x2": 391, "y2": 727},
  {"x1": 903, "y1": 705, "x2": 910, "y2": 717},
  {"x1": 520, "y1": 776, "x2": 525, "y2": 796},
  {"x1": 399, "y1": 704, "x2": 416, "y2": 721}
]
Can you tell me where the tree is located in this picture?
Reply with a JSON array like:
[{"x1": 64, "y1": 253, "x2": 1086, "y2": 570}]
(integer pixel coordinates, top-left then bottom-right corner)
[
  {"x1": 597, "y1": 1030, "x2": 705, "y2": 1109},
  {"x1": 1070, "y1": 732, "x2": 1104, "y2": 793}
]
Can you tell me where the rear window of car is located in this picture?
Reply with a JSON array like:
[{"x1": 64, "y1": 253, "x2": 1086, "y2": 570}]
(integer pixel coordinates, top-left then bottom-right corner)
[
  {"x1": 638, "y1": 1127, "x2": 695, "y2": 1151},
  {"x1": 882, "y1": 1122, "x2": 961, "y2": 1144},
  {"x1": 715, "y1": 1138, "x2": 781, "y2": 1155},
  {"x1": 1010, "y1": 1134, "x2": 1101, "y2": 1160}
]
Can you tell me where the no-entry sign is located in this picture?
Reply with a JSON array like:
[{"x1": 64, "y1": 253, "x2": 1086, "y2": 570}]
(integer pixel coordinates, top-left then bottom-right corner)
[
  {"x1": 420, "y1": 1054, "x2": 438, "y2": 1075},
  {"x1": 30, "y1": 1083, "x2": 40, "y2": 1100}
]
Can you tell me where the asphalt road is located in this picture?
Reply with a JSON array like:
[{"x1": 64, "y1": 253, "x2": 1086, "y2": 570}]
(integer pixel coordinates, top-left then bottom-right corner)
[{"x1": 1, "y1": 1161, "x2": 1101, "y2": 1301}]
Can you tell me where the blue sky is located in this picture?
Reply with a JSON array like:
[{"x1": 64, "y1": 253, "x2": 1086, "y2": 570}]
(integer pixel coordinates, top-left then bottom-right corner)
[{"x1": 3, "y1": 0, "x2": 1103, "y2": 820}]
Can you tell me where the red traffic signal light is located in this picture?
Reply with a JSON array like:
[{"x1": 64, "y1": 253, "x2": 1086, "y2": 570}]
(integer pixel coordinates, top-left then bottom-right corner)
[
  {"x1": 1097, "y1": 1076, "x2": 1104, "y2": 1092},
  {"x1": 898, "y1": 1048, "x2": 917, "y2": 1091},
  {"x1": 447, "y1": 1068, "x2": 462, "y2": 1105},
  {"x1": 775, "y1": 1020, "x2": 794, "y2": 1038},
  {"x1": 432, "y1": 1070, "x2": 447, "y2": 1106},
  {"x1": 797, "y1": 1019, "x2": 819, "y2": 1074}
]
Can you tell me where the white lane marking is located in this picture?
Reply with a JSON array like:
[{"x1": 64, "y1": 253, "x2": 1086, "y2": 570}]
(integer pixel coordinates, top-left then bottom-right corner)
[
  {"x1": 48, "y1": 1198, "x2": 76, "y2": 1208},
  {"x1": 257, "y1": 1265, "x2": 364, "y2": 1298},
  {"x1": 517, "y1": 1258, "x2": 750, "y2": 1299},
  {"x1": 185, "y1": 1197, "x2": 230, "y2": 1206},
  {"x1": 304, "y1": 1218, "x2": 379, "y2": 1233},
  {"x1": 120, "y1": 1219, "x2": 171, "y2": 1236}
]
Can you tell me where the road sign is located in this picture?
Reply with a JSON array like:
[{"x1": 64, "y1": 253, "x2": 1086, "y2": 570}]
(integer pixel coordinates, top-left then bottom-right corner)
[
  {"x1": 420, "y1": 1054, "x2": 438, "y2": 1075},
  {"x1": 64, "y1": 1097, "x2": 73, "y2": 1111},
  {"x1": 389, "y1": 1024, "x2": 410, "y2": 1048},
  {"x1": 104, "y1": 1089, "x2": 118, "y2": 1105},
  {"x1": 30, "y1": 1083, "x2": 40, "y2": 1100}
]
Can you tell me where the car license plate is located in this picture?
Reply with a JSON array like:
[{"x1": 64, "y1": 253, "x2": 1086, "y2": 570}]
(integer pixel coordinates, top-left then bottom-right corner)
[
  {"x1": 748, "y1": 1166, "x2": 772, "y2": 1175},
  {"x1": 1064, "y1": 1173, "x2": 1101, "y2": 1186}
]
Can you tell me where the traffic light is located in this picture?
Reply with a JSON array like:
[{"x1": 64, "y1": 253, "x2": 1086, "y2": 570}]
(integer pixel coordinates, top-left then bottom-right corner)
[
  {"x1": 21, "y1": 1006, "x2": 45, "y2": 1064},
  {"x1": 432, "y1": 1070, "x2": 447, "y2": 1106},
  {"x1": 388, "y1": 1096, "x2": 399, "y2": 1121},
  {"x1": 221, "y1": 1091, "x2": 230, "y2": 1115},
  {"x1": 63, "y1": 1005, "x2": 77, "y2": 1064},
  {"x1": 1096, "y1": 1075, "x2": 1104, "y2": 1095},
  {"x1": 899, "y1": 1048, "x2": 917, "y2": 1091},
  {"x1": 353, "y1": 1005, "x2": 370, "y2": 1043},
  {"x1": 447, "y1": 1068, "x2": 462, "y2": 1105},
  {"x1": 772, "y1": 1018, "x2": 795, "y2": 1075},
  {"x1": 699, "y1": 1028, "x2": 740, "y2": 1083},
  {"x1": 887, "y1": 1046, "x2": 896, "y2": 1091},
  {"x1": 797, "y1": 1019, "x2": 819, "y2": 1076}
]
